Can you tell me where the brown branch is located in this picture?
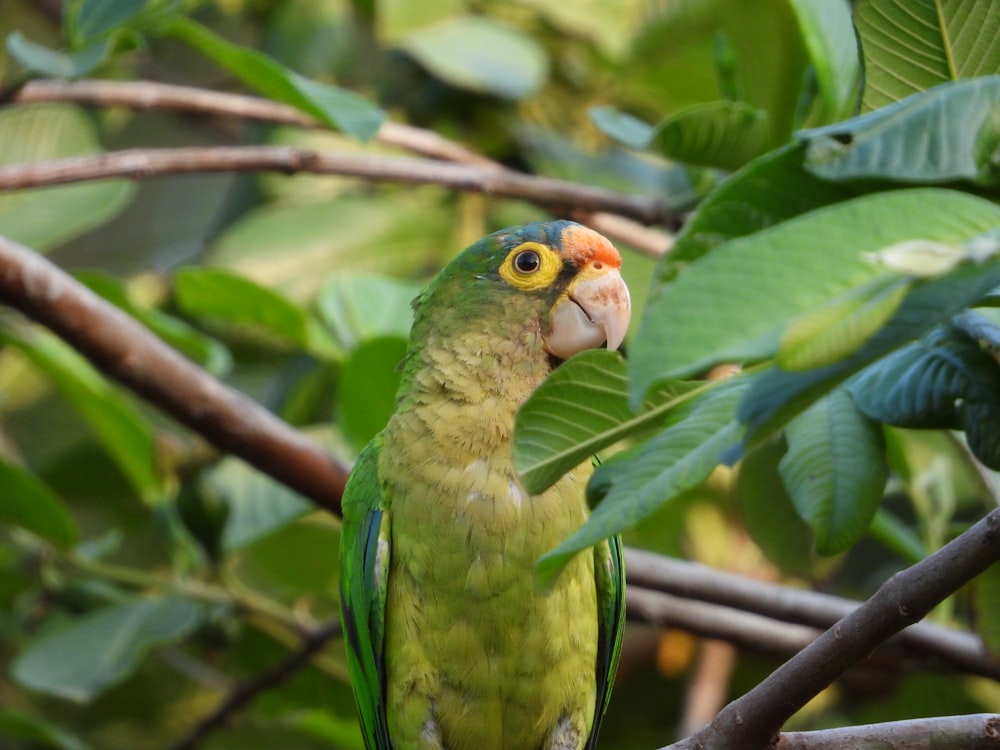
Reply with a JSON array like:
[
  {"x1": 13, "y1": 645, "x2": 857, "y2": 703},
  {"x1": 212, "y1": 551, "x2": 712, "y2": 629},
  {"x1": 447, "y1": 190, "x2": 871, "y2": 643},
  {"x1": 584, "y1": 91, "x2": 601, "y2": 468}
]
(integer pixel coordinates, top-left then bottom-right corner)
[
  {"x1": 664, "y1": 507, "x2": 1000, "y2": 750},
  {"x1": 171, "y1": 619, "x2": 343, "y2": 750},
  {"x1": 774, "y1": 714, "x2": 1000, "y2": 750},
  {"x1": 0, "y1": 145, "x2": 672, "y2": 228},
  {"x1": 625, "y1": 548, "x2": 1000, "y2": 679},
  {"x1": 0, "y1": 234, "x2": 347, "y2": 514},
  {"x1": 4, "y1": 78, "x2": 678, "y2": 255}
]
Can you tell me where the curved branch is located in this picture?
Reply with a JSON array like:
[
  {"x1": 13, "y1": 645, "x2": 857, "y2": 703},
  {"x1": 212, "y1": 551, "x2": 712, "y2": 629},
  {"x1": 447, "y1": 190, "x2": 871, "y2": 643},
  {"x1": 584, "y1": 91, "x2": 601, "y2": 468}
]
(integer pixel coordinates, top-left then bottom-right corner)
[
  {"x1": 667, "y1": 507, "x2": 1000, "y2": 750},
  {"x1": 0, "y1": 234, "x2": 346, "y2": 514},
  {"x1": 4, "y1": 78, "x2": 678, "y2": 255},
  {"x1": 773, "y1": 714, "x2": 1000, "y2": 750},
  {"x1": 0, "y1": 145, "x2": 671, "y2": 228}
]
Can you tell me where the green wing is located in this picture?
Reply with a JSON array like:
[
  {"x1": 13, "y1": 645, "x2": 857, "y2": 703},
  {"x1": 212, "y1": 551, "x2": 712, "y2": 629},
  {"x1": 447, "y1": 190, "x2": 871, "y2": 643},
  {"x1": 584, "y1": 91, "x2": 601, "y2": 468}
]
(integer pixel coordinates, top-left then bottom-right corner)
[
  {"x1": 587, "y1": 533, "x2": 626, "y2": 750},
  {"x1": 339, "y1": 437, "x2": 392, "y2": 750}
]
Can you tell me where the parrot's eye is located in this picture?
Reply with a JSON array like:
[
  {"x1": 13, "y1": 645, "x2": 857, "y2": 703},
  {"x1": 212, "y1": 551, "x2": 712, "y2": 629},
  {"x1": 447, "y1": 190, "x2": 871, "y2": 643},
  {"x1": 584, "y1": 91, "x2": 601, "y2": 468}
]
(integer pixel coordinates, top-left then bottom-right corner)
[{"x1": 513, "y1": 250, "x2": 541, "y2": 274}]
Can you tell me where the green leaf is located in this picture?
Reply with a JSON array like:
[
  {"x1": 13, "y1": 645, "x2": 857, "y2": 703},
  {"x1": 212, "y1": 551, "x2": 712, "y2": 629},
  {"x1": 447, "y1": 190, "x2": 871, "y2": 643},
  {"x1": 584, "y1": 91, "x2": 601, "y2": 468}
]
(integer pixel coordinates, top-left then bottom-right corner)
[
  {"x1": 788, "y1": 0, "x2": 861, "y2": 123},
  {"x1": 203, "y1": 455, "x2": 313, "y2": 551},
  {"x1": 535, "y1": 376, "x2": 747, "y2": 587},
  {"x1": 777, "y1": 276, "x2": 911, "y2": 370},
  {"x1": 2, "y1": 326, "x2": 161, "y2": 498},
  {"x1": 164, "y1": 17, "x2": 384, "y2": 141},
  {"x1": 738, "y1": 254, "x2": 1000, "y2": 445},
  {"x1": 400, "y1": 16, "x2": 549, "y2": 99},
  {"x1": 5, "y1": 32, "x2": 113, "y2": 78},
  {"x1": 0, "y1": 104, "x2": 134, "y2": 251},
  {"x1": 0, "y1": 459, "x2": 77, "y2": 548},
  {"x1": 173, "y1": 267, "x2": 337, "y2": 358},
  {"x1": 589, "y1": 106, "x2": 654, "y2": 150},
  {"x1": 649, "y1": 100, "x2": 773, "y2": 171},
  {"x1": 76, "y1": 272, "x2": 231, "y2": 375},
  {"x1": 854, "y1": 0, "x2": 1000, "y2": 112},
  {"x1": 513, "y1": 349, "x2": 703, "y2": 494},
  {"x1": 317, "y1": 274, "x2": 421, "y2": 351},
  {"x1": 0, "y1": 709, "x2": 87, "y2": 750},
  {"x1": 974, "y1": 561, "x2": 1000, "y2": 656},
  {"x1": 11, "y1": 596, "x2": 201, "y2": 702},
  {"x1": 631, "y1": 188, "x2": 1000, "y2": 403},
  {"x1": 778, "y1": 388, "x2": 888, "y2": 554},
  {"x1": 336, "y1": 336, "x2": 407, "y2": 450},
  {"x1": 70, "y1": 0, "x2": 147, "y2": 43},
  {"x1": 801, "y1": 77, "x2": 1000, "y2": 186}
]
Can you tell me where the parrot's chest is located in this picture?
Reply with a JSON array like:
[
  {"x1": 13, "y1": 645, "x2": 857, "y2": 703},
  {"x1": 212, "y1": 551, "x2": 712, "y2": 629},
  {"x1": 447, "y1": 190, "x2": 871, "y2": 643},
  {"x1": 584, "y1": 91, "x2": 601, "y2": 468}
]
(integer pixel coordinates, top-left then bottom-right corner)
[{"x1": 383, "y1": 449, "x2": 599, "y2": 750}]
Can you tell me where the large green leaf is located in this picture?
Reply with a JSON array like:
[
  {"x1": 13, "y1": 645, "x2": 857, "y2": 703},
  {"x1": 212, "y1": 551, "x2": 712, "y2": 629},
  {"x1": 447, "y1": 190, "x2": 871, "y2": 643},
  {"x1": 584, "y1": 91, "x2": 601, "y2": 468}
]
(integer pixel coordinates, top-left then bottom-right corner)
[
  {"x1": 399, "y1": 16, "x2": 549, "y2": 100},
  {"x1": 649, "y1": 101, "x2": 773, "y2": 171},
  {"x1": 854, "y1": 0, "x2": 1000, "y2": 112},
  {"x1": 513, "y1": 349, "x2": 703, "y2": 494},
  {"x1": 778, "y1": 388, "x2": 888, "y2": 554},
  {"x1": 789, "y1": 0, "x2": 861, "y2": 124},
  {"x1": 317, "y1": 273, "x2": 421, "y2": 351},
  {"x1": 738, "y1": 254, "x2": 1000, "y2": 445},
  {"x1": 173, "y1": 267, "x2": 338, "y2": 359},
  {"x1": 336, "y1": 335, "x2": 407, "y2": 450},
  {"x1": 631, "y1": 188, "x2": 1000, "y2": 403},
  {"x1": 535, "y1": 376, "x2": 747, "y2": 587},
  {"x1": 165, "y1": 17, "x2": 384, "y2": 141},
  {"x1": 0, "y1": 459, "x2": 77, "y2": 548},
  {"x1": 801, "y1": 77, "x2": 1000, "y2": 185},
  {"x1": 2, "y1": 326, "x2": 161, "y2": 499},
  {"x1": 0, "y1": 104, "x2": 134, "y2": 251},
  {"x1": 11, "y1": 596, "x2": 201, "y2": 702}
]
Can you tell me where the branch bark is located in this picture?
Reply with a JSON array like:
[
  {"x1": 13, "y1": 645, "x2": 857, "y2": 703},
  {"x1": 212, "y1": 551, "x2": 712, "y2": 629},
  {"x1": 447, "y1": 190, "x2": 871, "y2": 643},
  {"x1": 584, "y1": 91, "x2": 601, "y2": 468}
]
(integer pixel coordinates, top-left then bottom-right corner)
[
  {"x1": 0, "y1": 234, "x2": 347, "y2": 514},
  {"x1": 773, "y1": 714, "x2": 1000, "y2": 750}
]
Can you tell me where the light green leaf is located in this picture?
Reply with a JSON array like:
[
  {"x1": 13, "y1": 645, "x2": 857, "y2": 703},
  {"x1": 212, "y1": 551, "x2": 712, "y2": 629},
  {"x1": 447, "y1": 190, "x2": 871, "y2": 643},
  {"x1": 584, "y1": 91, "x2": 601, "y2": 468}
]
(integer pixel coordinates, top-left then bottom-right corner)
[
  {"x1": 400, "y1": 16, "x2": 549, "y2": 99},
  {"x1": 317, "y1": 274, "x2": 421, "y2": 351},
  {"x1": 11, "y1": 596, "x2": 201, "y2": 702},
  {"x1": 5, "y1": 32, "x2": 113, "y2": 78},
  {"x1": 513, "y1": 350, "x2": 703, "y2": 494},
  {"x1": 854, "y1": 0, "x2": 1000, "y2": 112},
  {"x1": 70, "y1": 0, "x2": 147, "y2": 42},
  {"x1": 788, "y1": 0, "x2": 860, "y2": 123},
  {"x1": 649, "y1": 100, "x2": 773, "y2": 171},
  {"x1": 802, "y1": 77, "x2": 1000, "y2": 185},
  {"x1": 0, "y1": 709, "x2": 88, "y2": 750},
  {"x1": 173, "y1": 267, "x2": 338, "y2": 359},
  {"x1": 536, "y1": 377, "x2": 747, "y2": 587},
  {"x1": 2, "y1": 326, "x2": 161, "y2": 498},
  {"x1": 778, "y1": 389, "x2": 888, "y2": 554},
  {"x1": 777, "y1": 276, "x2": 911, "y2": 370},
  {"x1": 0, "y1": 104, "x2": 134, "y2": 251},
  {"x1": 336, "y1": 336, "x2": 407, "y2": 451},
  {"x1": 631, "y1": 188, "x2": 1000, "y2": 403},
  {"x1": 589, "y1": 106, "x2": 654, "y2": 150},
  {"x1": 165, "y1": 17, "x2": 384, "y2": 141},
  {"x1": 0, "y1": 459, "x2": 77, "y2": 548}
]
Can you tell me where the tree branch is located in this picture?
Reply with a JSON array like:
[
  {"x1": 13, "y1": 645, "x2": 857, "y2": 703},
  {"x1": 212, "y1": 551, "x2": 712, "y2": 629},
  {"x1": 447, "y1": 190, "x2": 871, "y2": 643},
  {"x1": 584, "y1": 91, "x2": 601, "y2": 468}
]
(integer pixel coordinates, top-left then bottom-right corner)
[
  {"x1": 0, "y1": 234, "x2": 346, "y2": 514},
  {"x1": 665, "y1": 507, "x2": 1000, "y2": 750},
  {"x1": 3, "y1": 78, "x2": 678, "y2": 255},
  {"x1": 773, "y1": 714, "x2": 1000, "y2": 750},
  {"x1": 171, "y1": 619, "x2": 343, "y2": 750}
]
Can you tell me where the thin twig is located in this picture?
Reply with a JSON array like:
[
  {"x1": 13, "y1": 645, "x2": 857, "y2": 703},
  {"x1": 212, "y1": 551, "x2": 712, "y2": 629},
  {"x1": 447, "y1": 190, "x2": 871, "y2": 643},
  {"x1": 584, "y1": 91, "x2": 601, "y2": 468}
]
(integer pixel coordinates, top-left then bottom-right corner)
[
  {"x1": 663, "y1": 507, "x2": 1000, "y2": 750},
  {"x1": 0, "y1": 234, "x2": 347, "y2": 514},
  {"x1": 4, "y1": 78, "x2": 678, "y2": 255},
  {"x1": 171, "y1": 619, "x2": 343, "y2": 750}
]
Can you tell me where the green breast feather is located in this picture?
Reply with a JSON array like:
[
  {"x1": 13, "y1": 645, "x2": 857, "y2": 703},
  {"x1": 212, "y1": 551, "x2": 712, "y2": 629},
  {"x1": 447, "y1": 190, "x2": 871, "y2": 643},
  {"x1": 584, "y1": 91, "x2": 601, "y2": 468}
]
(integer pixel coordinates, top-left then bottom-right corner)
[{"x1": 339, "y1": 220, "x2": 629, "y2": 750}]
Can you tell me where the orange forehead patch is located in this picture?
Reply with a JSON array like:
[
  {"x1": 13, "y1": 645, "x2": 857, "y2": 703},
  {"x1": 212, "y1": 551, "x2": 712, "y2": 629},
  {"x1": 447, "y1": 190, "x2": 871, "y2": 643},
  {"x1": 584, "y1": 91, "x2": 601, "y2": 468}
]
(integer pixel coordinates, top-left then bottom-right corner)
[{"x1": 558, "y1": 224, "x2": 622, "y2": 268}]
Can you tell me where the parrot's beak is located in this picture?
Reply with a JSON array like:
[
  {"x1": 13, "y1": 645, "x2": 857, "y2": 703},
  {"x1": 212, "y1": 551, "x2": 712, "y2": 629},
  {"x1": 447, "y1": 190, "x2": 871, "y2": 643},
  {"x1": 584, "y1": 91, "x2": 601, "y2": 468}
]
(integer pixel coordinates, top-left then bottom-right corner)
[{"x1": 545, "y1": 264, "x2": 631, "y2": 360}]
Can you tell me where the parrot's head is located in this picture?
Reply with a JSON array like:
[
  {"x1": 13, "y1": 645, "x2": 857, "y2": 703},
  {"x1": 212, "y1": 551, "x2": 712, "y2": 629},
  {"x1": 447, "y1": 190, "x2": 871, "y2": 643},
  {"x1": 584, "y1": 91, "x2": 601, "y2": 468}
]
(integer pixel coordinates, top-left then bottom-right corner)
[{"x1": 417, "y1": 221, "x2": 631, "y2": 363}]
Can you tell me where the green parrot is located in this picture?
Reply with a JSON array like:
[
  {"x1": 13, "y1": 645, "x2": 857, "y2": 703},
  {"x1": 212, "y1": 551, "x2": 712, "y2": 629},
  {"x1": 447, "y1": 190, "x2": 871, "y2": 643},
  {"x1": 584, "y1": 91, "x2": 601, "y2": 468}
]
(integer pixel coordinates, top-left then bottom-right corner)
[{"x1": 339, "y1": 220, "x2": 630, "y2": 750}]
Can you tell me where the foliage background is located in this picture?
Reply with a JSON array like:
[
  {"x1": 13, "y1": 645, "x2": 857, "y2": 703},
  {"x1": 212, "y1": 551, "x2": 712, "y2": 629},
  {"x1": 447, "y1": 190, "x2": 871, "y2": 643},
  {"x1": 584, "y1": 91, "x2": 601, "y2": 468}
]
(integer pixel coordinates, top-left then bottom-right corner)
[{"x1": 1, "y1": 0, "x2": 1000, "y2": 749}]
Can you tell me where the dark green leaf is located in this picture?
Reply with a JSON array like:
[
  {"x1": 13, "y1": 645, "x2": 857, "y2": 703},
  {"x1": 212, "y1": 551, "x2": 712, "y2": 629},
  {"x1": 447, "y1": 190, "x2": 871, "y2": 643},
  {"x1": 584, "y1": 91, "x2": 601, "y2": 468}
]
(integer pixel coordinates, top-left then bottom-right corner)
[
  {"x1": 513, "y1": 349, "x2": 703, "y2": 494},
  {"x1": 336, "y1": 336, "x2": 407, "y2": 450},
  {"x1": 71, "y1": 0, "x2": 147, "y2": 42},
  {"x1": 649, "y1": 100, "x2": 773, "y2": 171},
  {"x1": 399, "y1": 16, "x2": 549, "y2": 100},
  {"x1": 0, "y1": 709, "x2": 87, "y2": 750},
  {"x1": 801, "y1": 77, "x2": 1000, "y2": 185},
  {"x1": 0, "y1": 459, "x2": 77, "y2": 548},
  {"x1": 11, "y1": 596, "x2": 201, "y2": 702},
  {"x1": 589, "y1": 106, "x2": 654, "y2": 150},
  {"x1": 165, "y1": 17, "x2": 384, "y2": 141},
  {"x1": 778, "y1": 389, "x2": 888, "y2": 554},
  {"x1": 536, "y1": 376, "x2": 748, "y2": 587},
  {"x1": 974, "y1": 561, "x2": 1000, "y2": 656}
]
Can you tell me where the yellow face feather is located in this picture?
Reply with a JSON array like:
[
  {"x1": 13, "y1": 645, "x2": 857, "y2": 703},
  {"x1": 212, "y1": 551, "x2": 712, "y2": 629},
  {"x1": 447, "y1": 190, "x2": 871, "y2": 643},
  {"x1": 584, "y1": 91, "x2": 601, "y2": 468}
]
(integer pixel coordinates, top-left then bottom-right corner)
[{"x1": 497, "y1": 241, "x2": 564, "y2": 292}]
